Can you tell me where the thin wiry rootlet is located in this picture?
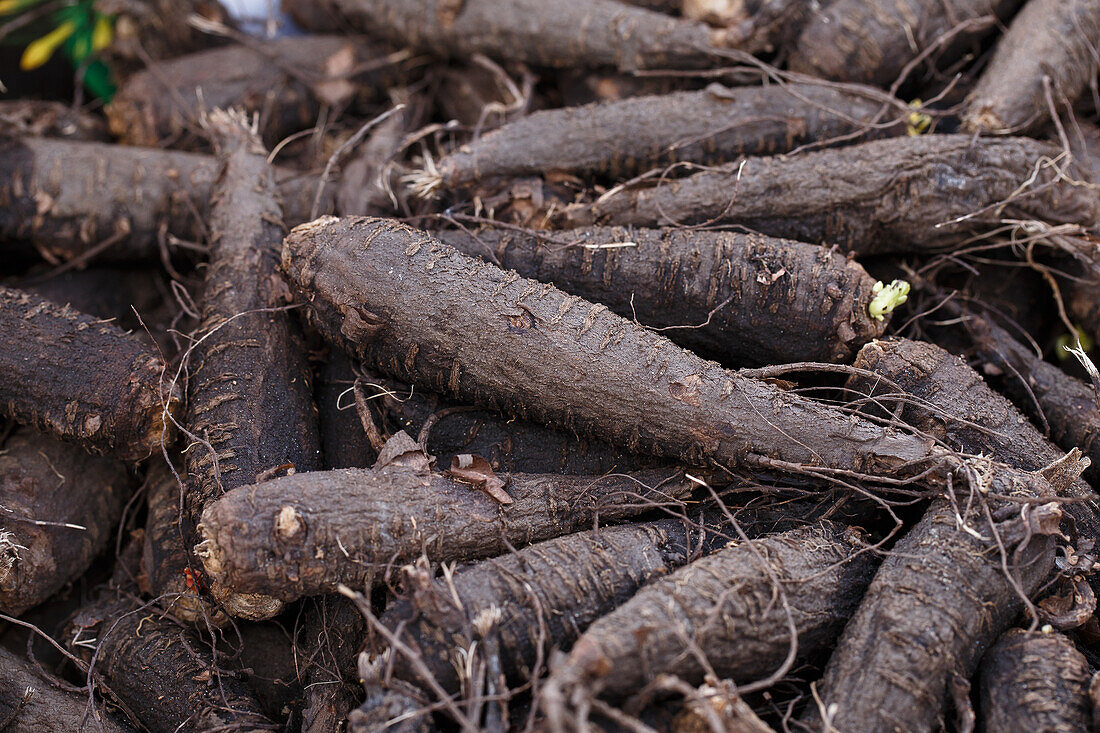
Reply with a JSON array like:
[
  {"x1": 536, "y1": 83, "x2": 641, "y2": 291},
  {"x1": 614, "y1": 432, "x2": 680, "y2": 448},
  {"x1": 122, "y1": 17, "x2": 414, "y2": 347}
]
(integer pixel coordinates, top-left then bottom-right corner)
[{"x1": 558, "y1": 135, "x2": 1099, "y2": 255}]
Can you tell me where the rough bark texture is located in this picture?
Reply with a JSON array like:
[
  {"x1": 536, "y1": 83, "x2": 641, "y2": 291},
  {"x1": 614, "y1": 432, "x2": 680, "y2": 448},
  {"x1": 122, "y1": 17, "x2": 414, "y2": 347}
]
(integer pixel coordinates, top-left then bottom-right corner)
[
  {"x1": 140, "y1": 460, "x2": 223, "y2": 625},
  {"x1": 0, "y1": 286, "x2": 180, "y2": 461},
  {"x1": 684, "y1": 0, "x2": 825, "y2": 54},
  {"x1": 0, "y1": 100, "x2": 108, "y2": 141},
  {"x1": 434, "y1": 224, "x2": 886, "y2": 366},
  {"x1": 850, "y1": 338, "x2": 1100, "y2": 544},
  {"x1": 558, "y1": 135, "x2": 1098, "y2": 253},
  {"x1": 546, "y1": 522, "x2": 876, "y2": 701},
  {"x1": 197, "y1": 459, "x2": 701, "y2": 606},
  {"x1": 316, "y1": 349, "x2": 378, "y2": 470},
  {"x1": 0, "y1": 646, "x2": 133, "y2": 732},
  {"x1": 964, "y1": 0, "x2": 1100, "y2": 133},
  {"x1": 421, "y1": 82, "x2": 903, "y2": 191},
  {"x1": 106, "y1": 36, "x2": 391, "y2": 150},
  {"x1": 978, "y1": 628, "x2": 1092, "y2": 733},
  {"x1": 331, "y1": 0, "x2": 736, "y2": 70},
  {"x1": 0, "y1": 430, "x2": 129, "y2": 616},
  {"x1": 0, "y1": 137, "x2": 332, "y2": 263},
  {"x1": 282, "y1": 217, "x2": 937, "y2": 479},
  {"x1": 380, "y1": 517, "x2": 725, "y2": 694},
  {"x1": 381, "y1": 374, "x2": 665, "y2": 474},
  {"x1": 20, "y1": 268, "x2": 167, "y2": 336},
  {"x1": 789, "y1": 0, "x2": 1021, "y2": 87},
  {"x1": 963, "y1": 313, "x2": 1100, "y2": 487},
  {"x1": 66, "y1": 592, "x2": 275, "y2": 733},
  {"x1": 183, "y1": 110, "x2": 322, "y2": 620},
  {"x1": 802, "y1": 490, "x2": 1057, "y2": 732},
  {"x1": 298, "y1": 596, "x2": 368, "y2": 733}
]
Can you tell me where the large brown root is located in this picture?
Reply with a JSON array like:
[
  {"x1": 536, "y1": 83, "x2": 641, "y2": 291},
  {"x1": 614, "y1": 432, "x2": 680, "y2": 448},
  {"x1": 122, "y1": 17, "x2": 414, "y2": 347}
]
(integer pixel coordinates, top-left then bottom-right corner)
[
  {"x1": 0, "y1": 137, "x2": 332, "y2": 264},
  {"x1": 543, "y1": 522, "x2": 876, "y2": 711},
  {"x1": 558, "y1": 136, "x2": 1098, "y2": 254},
  {"x1": 65, "y1": 592, "x2": 275, "y2": 733},
  {"x1": 281, "y1": 216, "x2": 937, "y2": 480},
  {"x1": 197, "y1": 435, "x2": 700, "y2": 610},
  {"x1": 964, "y1": 0, "x2": 1100, "y2": 133},
  {"x1": 182, "y1": 109, "x2": 322, "y2": 620},
  {"x1": 415, "y1": 82, "x2": 903, "y2": 194},
  {"x1": 789, "y1": 0, "x2": 1021, "y2": 87},
  {"x1": 327, "y1": 0, "x2": 740, "y2": 70},
  {"x1": 0, "y1": 429, "x2": 130, "y2": 616},
  {"x1": 0, "y1": 286, "x2": 180, "y2": 461},
  {"x1": 0, "y1": 646, "x2": 133, "y2": 732},
  {"x1": 977, "y1": 628, "x2": 1093, "y2": 732},
  {"x1": 434, "y1": 224, "x2": 888, "y2": 366}
]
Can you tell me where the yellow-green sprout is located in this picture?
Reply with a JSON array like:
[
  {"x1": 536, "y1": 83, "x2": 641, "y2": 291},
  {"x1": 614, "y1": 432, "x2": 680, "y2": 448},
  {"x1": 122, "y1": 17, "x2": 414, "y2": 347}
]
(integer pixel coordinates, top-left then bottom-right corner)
[
  {"x1": 20, "y1": 20, "x2": 76, "y2": 70},
  {"x1": 1056, "y1": 327, "x2": 1094, "y2": 360},
  {"x1": 906, "y1": 99, "x2": 932, "y2": 136},
  {"x1": 869, "y1": 280, "x2": 910, "y2": 321}
]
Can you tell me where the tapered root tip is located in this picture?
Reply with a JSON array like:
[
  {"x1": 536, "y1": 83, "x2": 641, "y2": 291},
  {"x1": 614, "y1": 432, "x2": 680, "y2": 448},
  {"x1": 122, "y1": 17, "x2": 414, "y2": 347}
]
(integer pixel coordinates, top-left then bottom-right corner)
[{"x1": 404, "y1": 167, "x2": 444, "y2": 199}]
